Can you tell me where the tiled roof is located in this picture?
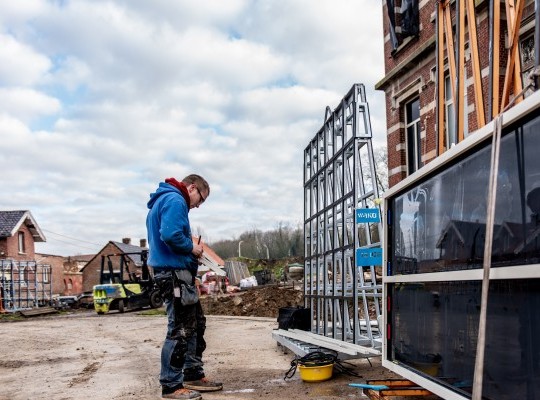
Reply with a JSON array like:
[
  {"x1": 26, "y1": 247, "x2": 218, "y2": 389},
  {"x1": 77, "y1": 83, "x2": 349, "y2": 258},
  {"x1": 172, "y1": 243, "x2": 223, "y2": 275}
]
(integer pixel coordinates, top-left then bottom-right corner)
[
  {"x1": 112, "y1": 241, "x2": 147, "y2": 265},
  {"x1": 0, "y1": 210, "x2": 30, "y2": 237},
  {"x1": 0, "y1": 210, "x2": 46, "y2": 242},
  {"x1": 194, "y1": 236, "x2": 224, "y2": 265}
]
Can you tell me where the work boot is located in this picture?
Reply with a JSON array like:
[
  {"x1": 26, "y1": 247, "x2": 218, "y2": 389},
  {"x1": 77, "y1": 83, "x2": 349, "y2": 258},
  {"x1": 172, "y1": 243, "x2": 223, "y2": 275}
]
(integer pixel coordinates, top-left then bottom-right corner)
[
  {"x1": 183, "y1": 377, "x2": 223, "y2": 392},
  {"x1": 161, "y1": 387, "x2": 202, "y2": 399}
]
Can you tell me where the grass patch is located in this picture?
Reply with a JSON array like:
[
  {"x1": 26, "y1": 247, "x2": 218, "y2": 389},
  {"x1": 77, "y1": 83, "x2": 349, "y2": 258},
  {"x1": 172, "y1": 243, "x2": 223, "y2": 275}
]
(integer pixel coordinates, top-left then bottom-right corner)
[
  {"x1": 139, "y1": 308, "x2": 166, "y2": 316},
  {"x1": 0, "y1": 312, "x2": 25, "y2": 322}
]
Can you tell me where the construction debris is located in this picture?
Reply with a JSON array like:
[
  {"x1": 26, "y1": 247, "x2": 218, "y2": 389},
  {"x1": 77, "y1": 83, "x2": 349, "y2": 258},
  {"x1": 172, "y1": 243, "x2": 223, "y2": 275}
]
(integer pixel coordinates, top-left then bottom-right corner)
[{"x1": 199, "y1": 285, "x2": 303, "y2": 318}]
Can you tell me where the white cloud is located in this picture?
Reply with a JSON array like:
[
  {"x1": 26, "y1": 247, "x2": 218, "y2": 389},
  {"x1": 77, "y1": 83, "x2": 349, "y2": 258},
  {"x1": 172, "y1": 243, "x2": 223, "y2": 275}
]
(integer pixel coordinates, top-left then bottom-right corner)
[
  {"x1": 0, "y1": 88, "x2": 60, "y2": 122},
  {"x1": 0, "y1": 0, "x2": 386, "y2": 256},
  {"x1": 0, "y1": 34, "x2": 51, "y2": 86}
]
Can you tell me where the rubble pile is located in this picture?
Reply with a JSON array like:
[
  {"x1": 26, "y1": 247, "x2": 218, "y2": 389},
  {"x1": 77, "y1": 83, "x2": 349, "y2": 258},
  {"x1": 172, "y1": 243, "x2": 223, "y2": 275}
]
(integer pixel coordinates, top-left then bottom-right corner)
[{"x1": 200, "y1": 285, "x2": 304, "y2": 318}]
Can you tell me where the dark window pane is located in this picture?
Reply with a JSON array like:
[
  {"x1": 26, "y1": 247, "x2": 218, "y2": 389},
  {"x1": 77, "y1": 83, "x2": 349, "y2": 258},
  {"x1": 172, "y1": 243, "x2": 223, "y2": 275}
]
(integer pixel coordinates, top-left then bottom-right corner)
[
  {"x1": 389, "y1": 280, "x2": 540, "y2": 400},
  {"x1": 406, "y1": 98, "x2": 420, "y2": 121},
  {"x1": 390, "y1": 112, "x2": 540, "y2": 274}
]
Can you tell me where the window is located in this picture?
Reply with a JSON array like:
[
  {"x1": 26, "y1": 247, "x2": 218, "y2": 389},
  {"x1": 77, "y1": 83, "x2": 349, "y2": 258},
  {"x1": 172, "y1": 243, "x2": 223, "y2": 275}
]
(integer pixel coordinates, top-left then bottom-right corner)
[
  {"x1": 18, "y1": 232, "x2": 25, "y2": 254},
  {"x1": 42, "y1": 266, "x2": 50, "y2": 284},
  {"x1": 386, "y1": 104, "x2": 540, "y2": 400},
  {"x1": 445, "y1": 74, "x2": 469, "y2": 144},
  {"x1": 444, "y1": 75, "x2": 456, "y2": 147},
  {"x1": 405, "y1": 98, "x2": 422, "y2": 175},
  {"x1": 391, "y1": 111, "x2": 540, "y2": 273},
  {"x1": 520, "y1": 31, "x2": 536, "y2": 98}
]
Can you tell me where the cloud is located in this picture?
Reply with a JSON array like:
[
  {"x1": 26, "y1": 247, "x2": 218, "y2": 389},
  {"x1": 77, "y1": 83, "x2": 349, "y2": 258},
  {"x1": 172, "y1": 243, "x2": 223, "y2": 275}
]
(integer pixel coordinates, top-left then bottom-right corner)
[
  {"x1": 0, "y1": 34, "x2": 51, "y2": 86},
  {"x1": 0, "y1": 0, "x2": 386, "y2": 256}
]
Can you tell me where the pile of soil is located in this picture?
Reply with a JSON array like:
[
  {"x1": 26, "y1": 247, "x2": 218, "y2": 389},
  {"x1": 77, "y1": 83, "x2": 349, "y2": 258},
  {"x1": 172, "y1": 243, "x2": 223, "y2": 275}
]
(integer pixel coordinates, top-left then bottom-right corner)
[{"x1": 200, "y1": 284, "x2": 304, "y2": 318}]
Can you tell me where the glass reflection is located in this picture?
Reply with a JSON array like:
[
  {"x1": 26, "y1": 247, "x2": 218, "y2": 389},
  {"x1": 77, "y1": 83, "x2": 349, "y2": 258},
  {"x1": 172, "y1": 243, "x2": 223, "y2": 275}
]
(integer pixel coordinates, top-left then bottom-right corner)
[{"x1": 391, "y1": 113, "x2": 540, "y2": 274}]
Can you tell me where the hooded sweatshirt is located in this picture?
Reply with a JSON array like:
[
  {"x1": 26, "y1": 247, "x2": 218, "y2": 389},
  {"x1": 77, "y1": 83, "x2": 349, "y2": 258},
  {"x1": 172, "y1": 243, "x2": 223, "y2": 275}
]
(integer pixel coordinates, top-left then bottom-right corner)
[{"x1": 146, "y1": 181, "x2": 197, "y2": 274}]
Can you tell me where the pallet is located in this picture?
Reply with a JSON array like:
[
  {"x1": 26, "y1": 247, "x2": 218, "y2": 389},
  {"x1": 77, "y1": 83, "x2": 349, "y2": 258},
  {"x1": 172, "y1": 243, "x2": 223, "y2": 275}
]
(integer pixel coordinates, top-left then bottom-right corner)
[
  {"x1": 19, "y1": 307, "x2": 58, "y2": 317},
  {"x1": 360, "y1": 379, "x2": 434, "y2": 399}
]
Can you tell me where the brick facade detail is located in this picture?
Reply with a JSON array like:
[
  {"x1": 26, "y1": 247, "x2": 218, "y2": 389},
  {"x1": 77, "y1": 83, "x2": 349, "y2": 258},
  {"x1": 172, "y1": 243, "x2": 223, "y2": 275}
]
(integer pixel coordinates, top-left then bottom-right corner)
[{"x1": 378, "y1": 0, "x2": 536, "y2": 188}]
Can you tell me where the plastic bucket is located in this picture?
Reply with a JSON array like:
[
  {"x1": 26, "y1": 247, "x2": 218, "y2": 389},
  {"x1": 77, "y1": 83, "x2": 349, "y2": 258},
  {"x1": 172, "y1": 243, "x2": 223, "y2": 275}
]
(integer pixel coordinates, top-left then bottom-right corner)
[{"x1": 298, "y1": 363, "x2": 334, "y2": 382}]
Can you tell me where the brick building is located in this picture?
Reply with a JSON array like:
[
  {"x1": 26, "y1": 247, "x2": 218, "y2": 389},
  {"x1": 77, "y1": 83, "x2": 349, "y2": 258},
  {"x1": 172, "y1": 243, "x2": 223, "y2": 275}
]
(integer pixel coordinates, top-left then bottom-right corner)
[
  {"x1": 377, "y1": 0, "x2": 538, "y2": 187},
  {"x1": 0, "y1": 210, "x2": 52, "y2": 310},
  {"x1": 81, "y1": 238, "x2": 147, "y2": 293}
]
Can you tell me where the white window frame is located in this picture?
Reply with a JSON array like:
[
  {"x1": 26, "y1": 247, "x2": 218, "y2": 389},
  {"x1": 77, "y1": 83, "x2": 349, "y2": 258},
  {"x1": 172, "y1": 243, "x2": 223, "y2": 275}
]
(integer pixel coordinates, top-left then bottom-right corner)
[{"x1": 18, "y1": 232, "x2": 26, "y2": 254}]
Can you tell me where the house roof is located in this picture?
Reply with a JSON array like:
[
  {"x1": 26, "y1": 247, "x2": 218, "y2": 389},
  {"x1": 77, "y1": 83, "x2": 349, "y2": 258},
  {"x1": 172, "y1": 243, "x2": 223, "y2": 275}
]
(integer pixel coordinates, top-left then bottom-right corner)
[
  {"x1": 0, "y1": 210, "x2": 46, "y2": 242},
  {"x1": 195, "y1": 236, "x2": 224, "y2": 266},
  {"x1": 80, "y1": 240, "x2": 147, "y2": 272},
  {"x1": 112, "y1": 241, "x2": 147, "y2": 265},
  {"x1": 70, "y1": 254, "x2": 95, "y2": 262}
]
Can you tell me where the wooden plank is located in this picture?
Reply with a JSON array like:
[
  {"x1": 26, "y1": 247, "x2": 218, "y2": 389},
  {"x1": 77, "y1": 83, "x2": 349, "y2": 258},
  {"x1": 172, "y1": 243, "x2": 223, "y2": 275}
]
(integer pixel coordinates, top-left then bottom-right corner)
[
  {"x1": 20, "y1": 307, "x2": 58, "y2": 317},
  {"x1": 501, "y1": 0, "x2": 525, "y2": 110},
  {"x1": 457, "y1": 0, "x2": 465, "y2": 143},
  {"x1": 368, "y1": 379, "x2": 418, "y2": 387},
  {"x1": 437, "y1": 1, "x2": 446, "y2": 155},
  {"x1": 362, "y1": 379, "x2": 434, "y2": 399},
  {"x1": 492, "y1": 0, "x2": 500, "y2": 117},
  {"x1": 465, "y1": 0, "x2": 485, "y2": 127}
]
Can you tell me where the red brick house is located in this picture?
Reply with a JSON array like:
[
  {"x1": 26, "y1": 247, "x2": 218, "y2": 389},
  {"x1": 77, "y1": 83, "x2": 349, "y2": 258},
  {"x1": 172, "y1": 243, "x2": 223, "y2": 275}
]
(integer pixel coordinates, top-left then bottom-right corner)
[
  {"x1": 0, "y1": 210, "x2": 52, "y2": 310},
  {"x1": 377, "y1": 0, "x2": 537, "y2": 187},
  {"x1": 0, "y1": 210, "x2": 46, "y2": 261}
]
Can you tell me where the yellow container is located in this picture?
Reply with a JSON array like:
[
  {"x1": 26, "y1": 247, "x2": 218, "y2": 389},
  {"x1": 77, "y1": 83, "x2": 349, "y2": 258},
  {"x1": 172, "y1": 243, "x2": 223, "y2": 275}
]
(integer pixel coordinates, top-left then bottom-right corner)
[{"x1": 298, "y1": 363, "x2": 334, "y2": 382}]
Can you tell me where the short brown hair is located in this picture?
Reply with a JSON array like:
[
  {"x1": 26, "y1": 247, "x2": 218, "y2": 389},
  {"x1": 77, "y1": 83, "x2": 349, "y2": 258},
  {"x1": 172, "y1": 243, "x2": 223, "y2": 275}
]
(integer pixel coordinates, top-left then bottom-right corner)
[{"x1": 182, "y1": 174, "x2": 210, "y2": 196}]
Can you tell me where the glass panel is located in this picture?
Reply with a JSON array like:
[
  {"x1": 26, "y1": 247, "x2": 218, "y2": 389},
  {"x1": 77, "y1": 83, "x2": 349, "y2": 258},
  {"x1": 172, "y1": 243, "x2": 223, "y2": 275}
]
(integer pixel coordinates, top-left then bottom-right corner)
[
  {"x1": 389, "y1": 279, "x2": 540, "y2": 400},
  {"x1": 407, "y1": 98, "x2": 420, "y2": 121},
  {"x1": 390, "y1": 112, "x2": 540, "y2": 274}
]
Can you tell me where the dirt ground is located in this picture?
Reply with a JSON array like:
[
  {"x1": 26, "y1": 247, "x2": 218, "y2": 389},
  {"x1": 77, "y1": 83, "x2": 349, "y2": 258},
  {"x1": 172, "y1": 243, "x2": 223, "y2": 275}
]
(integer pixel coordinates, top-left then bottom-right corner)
[
  {"x1": 0, "y1": 286, "x2": 438, "y2": 400},
  {"x1": 199, "y1": 284, "x2": 305, "y2": 318}
]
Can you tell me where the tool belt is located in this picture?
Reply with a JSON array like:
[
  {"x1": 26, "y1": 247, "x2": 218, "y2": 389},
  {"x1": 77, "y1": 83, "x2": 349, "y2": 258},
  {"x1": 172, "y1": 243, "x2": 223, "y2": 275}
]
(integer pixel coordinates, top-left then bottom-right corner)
[{"x1": 173, "y1": 269, "x2": 199, "y2": 306}]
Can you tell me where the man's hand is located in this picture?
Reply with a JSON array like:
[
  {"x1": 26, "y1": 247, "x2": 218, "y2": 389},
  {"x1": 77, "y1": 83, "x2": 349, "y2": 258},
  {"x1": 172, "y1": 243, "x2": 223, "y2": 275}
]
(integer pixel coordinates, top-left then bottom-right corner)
[{"x1": 192, "y1": 243, "x2": 204, "y2": 258}]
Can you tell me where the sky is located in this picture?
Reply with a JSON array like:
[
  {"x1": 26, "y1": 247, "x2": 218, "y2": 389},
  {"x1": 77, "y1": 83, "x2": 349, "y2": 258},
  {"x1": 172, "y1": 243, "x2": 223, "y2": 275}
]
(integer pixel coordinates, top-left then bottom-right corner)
[{"x1": 0, "y1": 0, "x2": 387, "y2": 256}]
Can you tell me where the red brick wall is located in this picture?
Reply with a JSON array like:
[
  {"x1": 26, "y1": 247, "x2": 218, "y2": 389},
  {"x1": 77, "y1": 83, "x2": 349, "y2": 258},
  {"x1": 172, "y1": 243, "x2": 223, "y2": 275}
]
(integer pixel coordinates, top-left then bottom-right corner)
[
  {"x1": 63, "y1": 272, "x2": 84, "y2": 295},
  {"x1": 82, "y1": 242, "x2": 119, "y2": 293},
  {"x1": 1, "y1": 224, "x2": 36, "y2": 261},
  {"x1": 35, "y1": 253, "x2": 66, "y2": 296}
]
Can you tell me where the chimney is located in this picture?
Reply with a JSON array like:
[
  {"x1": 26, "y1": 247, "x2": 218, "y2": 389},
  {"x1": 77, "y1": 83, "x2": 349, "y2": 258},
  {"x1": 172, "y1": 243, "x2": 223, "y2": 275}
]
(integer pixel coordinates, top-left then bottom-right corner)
[
  {"x1": 140, "y1": 238, "x2": 147, "y2": 248},
  {"x1": 122, "y1": 238, "x2": 131, "y2": 245}
]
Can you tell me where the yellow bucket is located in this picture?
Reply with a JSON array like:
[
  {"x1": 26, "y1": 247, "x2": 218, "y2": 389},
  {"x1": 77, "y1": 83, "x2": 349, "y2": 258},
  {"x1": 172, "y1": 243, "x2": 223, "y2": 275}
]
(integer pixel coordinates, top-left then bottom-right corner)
[{"x1": 298, "y1": 363, "x2": 334, "y2": 382}]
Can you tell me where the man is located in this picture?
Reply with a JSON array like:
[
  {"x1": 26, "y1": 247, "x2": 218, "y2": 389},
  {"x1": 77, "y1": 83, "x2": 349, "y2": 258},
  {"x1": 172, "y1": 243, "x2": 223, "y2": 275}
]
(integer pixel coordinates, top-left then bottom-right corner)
[{"x1": 146, "y1": 174, "x2": 222, "y2": 400}]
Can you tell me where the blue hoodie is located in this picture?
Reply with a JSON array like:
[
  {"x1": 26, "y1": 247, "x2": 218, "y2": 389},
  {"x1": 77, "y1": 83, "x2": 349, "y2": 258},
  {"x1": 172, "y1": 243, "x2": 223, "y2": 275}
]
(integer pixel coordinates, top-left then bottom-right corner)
[{"x1": 146, "y1": 182, "x2": 197, "y2": 273}]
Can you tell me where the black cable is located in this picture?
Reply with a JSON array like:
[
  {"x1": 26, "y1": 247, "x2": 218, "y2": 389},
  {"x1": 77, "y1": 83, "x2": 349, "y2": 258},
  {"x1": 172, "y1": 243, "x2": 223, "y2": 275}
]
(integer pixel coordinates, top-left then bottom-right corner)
[
  {"x1": 284, "y1": 351, "x2": 337, "y2": 380},
  {"x1": 284, "y1": 350, "x2": 371, "y2": 380}
]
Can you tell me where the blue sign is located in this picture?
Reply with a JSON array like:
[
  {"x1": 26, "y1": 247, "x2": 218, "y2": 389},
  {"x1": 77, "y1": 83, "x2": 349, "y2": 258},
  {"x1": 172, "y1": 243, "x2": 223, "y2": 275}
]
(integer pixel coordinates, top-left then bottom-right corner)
[
  {"x1": 356, "y1": 208, "x2": 380, "y2": 223},
  {"x1": 356, "y1": 247, "x2": 382, "y2": 267}
]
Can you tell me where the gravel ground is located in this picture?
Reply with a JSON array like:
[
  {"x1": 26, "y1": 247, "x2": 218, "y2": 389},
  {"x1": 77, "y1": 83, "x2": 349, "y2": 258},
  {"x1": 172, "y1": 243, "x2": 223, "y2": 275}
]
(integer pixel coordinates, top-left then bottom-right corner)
[{"x1": 0, "y1": 310, "x2": 413, "y2": 400}]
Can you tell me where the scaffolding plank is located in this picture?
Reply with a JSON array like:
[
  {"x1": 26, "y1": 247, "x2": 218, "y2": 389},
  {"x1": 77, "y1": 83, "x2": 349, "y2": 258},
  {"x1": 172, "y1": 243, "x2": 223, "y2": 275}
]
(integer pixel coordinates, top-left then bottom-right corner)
[
  {"x1": 20, "y1": 307, "x2": 58, "y2": 317},
  {"x1": 361, "y1": 379, "x2": 434, "y2": 399}
]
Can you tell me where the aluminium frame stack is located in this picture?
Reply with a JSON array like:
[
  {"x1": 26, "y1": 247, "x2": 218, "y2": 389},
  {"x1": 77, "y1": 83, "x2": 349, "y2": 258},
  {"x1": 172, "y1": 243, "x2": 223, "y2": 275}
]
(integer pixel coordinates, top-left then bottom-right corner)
[
  {"x1": 301, "y1": 83, "x2": 383, "y2": 355},
  {"x1": 0, "y1": 260, "x2": 52, "y2": 311}
]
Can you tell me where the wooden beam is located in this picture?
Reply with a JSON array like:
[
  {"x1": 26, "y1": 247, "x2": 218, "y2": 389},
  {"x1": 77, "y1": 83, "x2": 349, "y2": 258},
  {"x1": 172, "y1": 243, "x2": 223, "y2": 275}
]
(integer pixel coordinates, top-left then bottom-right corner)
[
  {"x1": 437, "y1": 1, "x2": 446, "y2": 155},
  {"x1": 501, "y1": 0, "x2": 525, "y2": 110},
  {"x1": 506, "y1": 0, "x2": 524, "y2": 101},
  {"x1": 444, "y1": 5, "x2": 457, "y2": 105},
  {"x1": 457, "y1": 0, "x2": 465, "y2": 142},
  {"x1": 465, "y1": 0, "x2": 485, "y2": 127},
  {"x1": 492, "y1": 0, "x2": 501, "y2": 117}
]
